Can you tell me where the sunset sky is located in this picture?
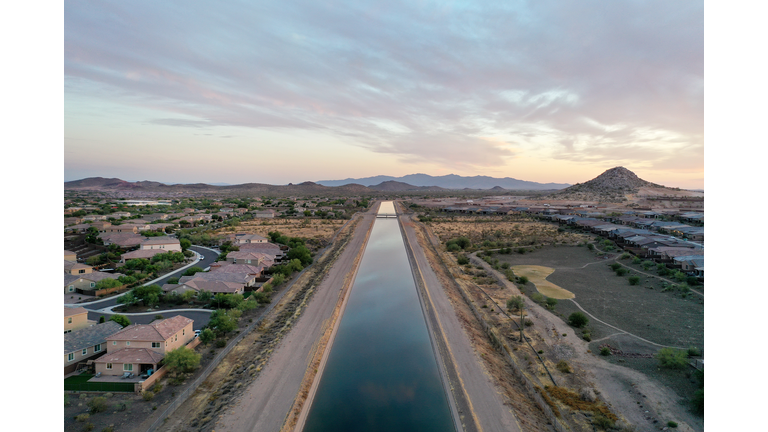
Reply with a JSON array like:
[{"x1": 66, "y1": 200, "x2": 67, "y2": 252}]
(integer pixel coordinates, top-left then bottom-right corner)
[{"x1": 64, "y1": 0, "x2": 704, "y2": 189}]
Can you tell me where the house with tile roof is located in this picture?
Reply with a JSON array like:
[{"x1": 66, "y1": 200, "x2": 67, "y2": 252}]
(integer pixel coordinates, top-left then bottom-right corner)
[
  {"x1": 65, "y1": 271, "x2": 123, "y2": 294},
  {"x1": 94, "y1": 315, "x2": 194, "y2": 376},
  {"x1": 64, "y1": 321, "x2": 122, "y2": 375}
]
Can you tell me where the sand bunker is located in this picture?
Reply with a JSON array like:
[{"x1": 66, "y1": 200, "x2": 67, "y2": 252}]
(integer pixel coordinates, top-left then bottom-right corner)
[{"x1": 511, "y1": 265, "x2": 575, "y2": 300}]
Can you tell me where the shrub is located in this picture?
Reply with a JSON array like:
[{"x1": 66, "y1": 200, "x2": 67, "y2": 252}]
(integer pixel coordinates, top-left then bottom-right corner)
[
  {"x1": 600, "y1": 346, "x2": 611, "y2": 356},
  {"x1": 456, "y1": 255, "x2": 469, "y2": 265},
  {"x1": 152, "y1": 383, "x2": 163, "y2": 394},
  {"x1": 579, "y1": 387, "x2": 596, "y2": 402},
  {"x1": 692, "y1": 389, "x2": 704, "y2": 415},
  {"x1": 667, "y1": 421, "x2": 678, "y2": 428},
  {"x1": 620, "y1": 253, "x2": 630, "y2": 260},
  {"x1": 88, "y1": 396, "x2": 108, "y2": 413},
  {"x1": 687, "y1": 346, "x2": 701, "y2": 357},
  {"x1": 582, "y1": 333, "x2": 591, "y2": 342},
  {"x1": 610, "y1": 263, "x2": 622, "y2": 271},
  {"x1": 615, "y1": 267, "x2": 628, "y2": 276},
  {"x1": 656, "y1": 348, "x2": 689, "y2": 369},
  {"x1": 628, "y1": 276, "x2": 640, "y2": 285},
  {"x1": 215, "y1": 339, "x2": 226, "y2": 348},
  {"x1": 593, "y1": 414, "x2": 614, "y2": 429},
  {"x1": 545, "y1": 297, "x2": 558, "y2": 309},
  {"x1": 556, "y1": 360, "x2": 572, "y2": 373},
  {"x1": 518, "y1": 276, "x2": 529, "y2": 285},
  {"x1": 632, "y1": 257, "x2": 642, "y2": 264},
  {"x1": 447, "y1": 243, "x2": 460, "y2": 252},
  {"x1": 75, "y1": 414, "x2": 90, "y2": 422},
  {"x1": 83, "y1": 423, "x2": 95, "y2": 432},
  {"x1": 568, "y1": 312, "x2": 589, "y2": 328},
  {"x1": 506, "y1": 296, "x2": 524, "y2": 311},
  {"x1": 142, "y1": 391, "x2": 154, "y2": 401},
  {"x1": 530, "y1": 292, "x2": 545, "y2": 304},
  {"x1": 164, "y1": 347, "x2": 201, "y2": 374},
  {"x1": 587, "y1": 243, "x2": 595, "y2": 250}
]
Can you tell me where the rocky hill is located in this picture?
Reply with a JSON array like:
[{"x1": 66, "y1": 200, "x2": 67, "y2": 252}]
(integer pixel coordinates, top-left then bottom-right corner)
[{"x1": 542, "y1": 167, "x2": 669, "y2": 203}]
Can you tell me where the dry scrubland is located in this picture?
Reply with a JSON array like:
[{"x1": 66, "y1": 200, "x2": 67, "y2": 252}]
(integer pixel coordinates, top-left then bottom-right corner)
[
  {"x1": 214, "y1": 218, "x2": 346, "y2": 247},
  {"x1": 413, "y1": 222, "x2": 619, "y2": 432},
  {"x1": 428, "y1": 215, "x2": 592, "y2": 247},
  {"x1": 417, "y1": 214, "x2": 703, "y2": 431}
]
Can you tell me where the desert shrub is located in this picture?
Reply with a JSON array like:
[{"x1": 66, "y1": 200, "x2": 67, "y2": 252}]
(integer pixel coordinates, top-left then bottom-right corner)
[
  {"x1": 524, "y1": 319, "x2": 533, "y2": 327},
  {"x1": 456, "y1": 255, "x2": 469, "y2": 265},
  {"x1": 692, "y1": 388, "x2": 704, "y2": 415},
  {"x1": 83, "y1": 423, "x2": 95, "y2": 432},
  {"x1": 582, "y1": 333, "x2": 591, "y2": 342},
  {"x1": 75, "y1": 414, "x2": 90, "y2": 422},
  {"x1": 152, "y1": 383, "x2": 163, "y2": 394},
  {"x1": 545, "y1": 297, "x2": 558, "y2": 309},
  {"x1": 656, "y1": 348, "x2": 689, "y2": 369},
  {"x1": 615, "y1": 267, "x2": 628, "y2": 276},
  {"x1": 667, "y1": 421, "x2": 678, "y2": 428},
  {"x1": 632, "y1": 257, "x2": 642, "y2": 264},
  {"x1": 620, "y1": 253, "x2": 630, "y2": 260},
  {"x1": 628, "y1": 275, "x2": 640, "y2": 285},
  {"x1": 215, "y1": 339, "x2": 226, "y2": 348},
  {"x1": 530, "y1": 292, "x2": 545, "y2": 303},
  {"x1": 556, "y1": 360, "x2": 572, "y2": 373},
  {"x1": 687, "y1": 346, "x2": 701, "y2": 357},
  {"x1": 506, "y1": 296, "x2": 524, "y2": 311},
  {"x1": 610, "y1": 263, "x2": 622, "y2": 271},
  {"x1": 447, "y1": 243, "x2": 460, "y2": 252},
  {"x1": 501, "y1": 262, "x2": 510, "y2": 269},
  {"x1": 518, "y1": 276, "x2": 529, "y2": 285},
  {"x1": 593, "y1": 414, "x2": 614, "y2": 429},
  {"x1": 142, "y1": 391, "x2": 154, "y2": 401},
  {"x1": 641, "y1": 260, "x2": 654, "y2": 270},
  {"x1": 587, "y1": 243, "x2": 595, "y2": 250},
  {"x1": 88, "y1": 396, "x2": 108, "y2": 413},
  {"x1": 164, "y1": 347, "x2": 201, "y2": 374},
  {"x1": 600, "y1": 346, "x2": 611, "y2": 356},
  {"x1": 568, "y1": 312, "x2": 589, "y2": 328},
  {"x1": 101, "y1": 426, "x2": 114, "y2": 432}
]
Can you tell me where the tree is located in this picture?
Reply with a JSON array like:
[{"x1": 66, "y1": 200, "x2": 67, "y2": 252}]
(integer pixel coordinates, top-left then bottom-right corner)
[
  {"x1": 179, "y1": 238, "x2": 191, "y2": 251},
  {"x1": 208, "y1": 309, "x2": 238, "y2": 334},
  {"x1": 199, "y1": 328, "x2": 215, "y2": 345},
  {"x1": 163, "y1": 347, "x2": 201, "y2": 375},
  {"x1": 568, "y1": 312, "x2": 589, "y2": 328},
  {"x1": 109, "y1": 314, "x2": 131, "y2": 328}
]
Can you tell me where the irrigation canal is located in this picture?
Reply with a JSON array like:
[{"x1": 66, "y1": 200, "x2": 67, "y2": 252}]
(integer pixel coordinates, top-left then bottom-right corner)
[{"x1": 302, "y1": 201, "x2": 456, "y2": 432}]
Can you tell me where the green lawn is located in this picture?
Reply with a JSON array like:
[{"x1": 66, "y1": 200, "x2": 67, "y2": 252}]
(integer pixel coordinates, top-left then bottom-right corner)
[{"x1": 64, "y1": 374, "x2": 135, "y2": 392}]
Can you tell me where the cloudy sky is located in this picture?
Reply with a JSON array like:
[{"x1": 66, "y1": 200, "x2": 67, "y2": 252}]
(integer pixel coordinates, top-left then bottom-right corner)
[{"x1": 64, "y1": 0, "x2": 703, "y2": 188}]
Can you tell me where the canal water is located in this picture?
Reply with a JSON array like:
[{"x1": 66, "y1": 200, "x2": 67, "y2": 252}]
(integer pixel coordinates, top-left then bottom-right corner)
[{"x1": 302, "y1": 202, "x2": 455, "y2": 432}]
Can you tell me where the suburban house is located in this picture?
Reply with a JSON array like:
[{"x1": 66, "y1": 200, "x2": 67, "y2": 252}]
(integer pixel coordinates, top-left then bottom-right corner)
[
  {"x1": 64, "y1": 306, "x2": 93, "y2": 333},
  {"x1": 94, "y1": 315, "x2": 194, "y2": 376},
  {"x1": 163, "y1": 279, "x2": 245, "y2": 295},
  {"x1": 140, "y1": 236, "x2": 181, "y2": 251},
  {"x1": 65, "y1": 260, "x2": 93, "y2": 275},
  {"x1": 179, "y1": 271, "x2": 258, "y2": 289},
  {"x1": 64, "y1": 321, "x2": 123, "y2": 375},
  {"x1": 120, "y1": 236, "x2": 182, "y2": 262},
  {"x1": 64, "y1": 250, "x2": 77, "y2": 262},
  {"x1": 65, "y1": 271, "x2": 123, "y2": 294},
  {"x1": 226, "y1": 251, "x2": 275, "y2": 267}
]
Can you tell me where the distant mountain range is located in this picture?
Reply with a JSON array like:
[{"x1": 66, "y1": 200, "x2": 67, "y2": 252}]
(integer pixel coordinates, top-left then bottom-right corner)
[{"x1": 317, "y1": 173, "x2": 570, "y2": 190}]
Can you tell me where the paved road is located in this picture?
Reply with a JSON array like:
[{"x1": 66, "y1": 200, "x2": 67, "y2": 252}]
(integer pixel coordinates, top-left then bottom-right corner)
[
  {"x1": 75, "y1": 245, "x2": 220, "y2": 329},
  {"x1": 401, "y1": 215, "x2": 522, "y2": 432},
  {"x1": 214, "y1": 210, "x2": 377, "y2": 432}
]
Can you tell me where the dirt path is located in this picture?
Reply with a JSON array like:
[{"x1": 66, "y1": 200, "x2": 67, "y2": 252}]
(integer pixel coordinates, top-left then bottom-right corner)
[
  {"x1": 209, "y1": 211, "x2": 377, "y2": 432},
  {"x1": 402, "y1": 216, "x2": 522, "y2": 432}
]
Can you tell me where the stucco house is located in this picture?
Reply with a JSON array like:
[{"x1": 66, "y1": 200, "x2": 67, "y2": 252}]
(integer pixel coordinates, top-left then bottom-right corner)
[
  {"x1": 93, "y1": 315, "x2": 194, "y2": 376},
  {"x1": 64, "y1": 321, "x2": 123, "y2": 375},
  {"x1": 64, "y1": 306, "x2": 93, "y2": 333}
]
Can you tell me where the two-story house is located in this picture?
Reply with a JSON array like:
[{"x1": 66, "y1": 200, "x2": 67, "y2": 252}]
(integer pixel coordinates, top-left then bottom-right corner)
[{"x1": 93, "y1": 315, "x2": 194, "y2": 376}]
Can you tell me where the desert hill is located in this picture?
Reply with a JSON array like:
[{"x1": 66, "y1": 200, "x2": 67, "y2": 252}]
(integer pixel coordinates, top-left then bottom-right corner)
[{"x1": 541, "y1": 167, "x2": 701, "y2": 204}]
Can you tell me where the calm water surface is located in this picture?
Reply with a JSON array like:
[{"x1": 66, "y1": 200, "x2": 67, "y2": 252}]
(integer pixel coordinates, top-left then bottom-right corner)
[{"x1": 302, "y1": 202, "x2": 454, "y2": 432}]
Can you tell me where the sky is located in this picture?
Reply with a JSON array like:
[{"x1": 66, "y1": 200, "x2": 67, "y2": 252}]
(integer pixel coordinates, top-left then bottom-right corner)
[{"x1": 64, "y1": 0, "x2": 703, "y2": 188}]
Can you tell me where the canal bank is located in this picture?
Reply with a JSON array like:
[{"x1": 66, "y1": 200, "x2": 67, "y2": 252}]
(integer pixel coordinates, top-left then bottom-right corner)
[{"x1": 297, "y1": 201, "x2": 458, "y2": 432}]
